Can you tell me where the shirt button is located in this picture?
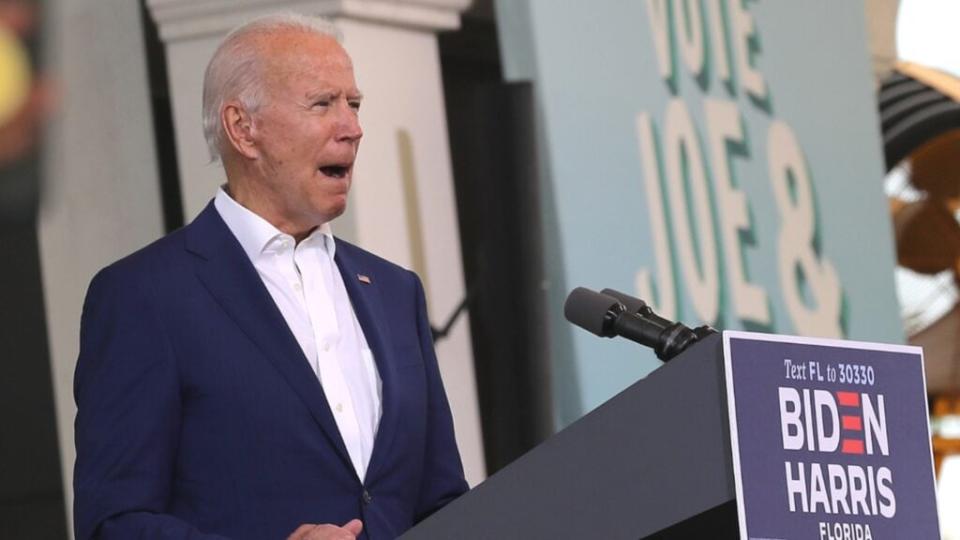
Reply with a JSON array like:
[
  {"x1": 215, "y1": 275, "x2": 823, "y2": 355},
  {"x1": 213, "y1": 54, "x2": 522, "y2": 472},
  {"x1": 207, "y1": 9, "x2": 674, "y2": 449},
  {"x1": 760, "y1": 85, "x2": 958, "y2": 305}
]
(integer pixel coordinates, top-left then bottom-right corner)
[
  {"x1": 293, "y1": 282, "x2": 302, "y2": 291},
  {"x1": 335, "y1": 402, "x2": 343, "y2": 413},
  {"x1": 322, "y1": 341, "x2": 330, "y2": 352},
  {"x1": 362, "y1": 490, "x2": 372, "y2": 504}
]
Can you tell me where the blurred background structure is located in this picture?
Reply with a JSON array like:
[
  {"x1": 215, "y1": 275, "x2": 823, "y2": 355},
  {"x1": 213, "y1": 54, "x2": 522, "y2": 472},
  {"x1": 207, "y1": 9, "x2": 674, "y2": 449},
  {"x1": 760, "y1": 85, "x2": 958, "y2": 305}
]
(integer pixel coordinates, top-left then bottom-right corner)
[
  {"x1": 881, "y1": 1, "x2": 960, "y2": 535},
  {"x1": 2, "y1": 0, "x2": 960, "y2": 537}
]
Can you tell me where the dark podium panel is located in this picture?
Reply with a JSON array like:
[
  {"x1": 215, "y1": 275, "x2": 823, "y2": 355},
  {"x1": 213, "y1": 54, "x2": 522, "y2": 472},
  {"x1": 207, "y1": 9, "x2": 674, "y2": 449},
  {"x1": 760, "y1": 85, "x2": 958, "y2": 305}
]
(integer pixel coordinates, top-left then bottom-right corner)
[{"x1": 403, "y1": 334, "x2": 740, "y2": 539}]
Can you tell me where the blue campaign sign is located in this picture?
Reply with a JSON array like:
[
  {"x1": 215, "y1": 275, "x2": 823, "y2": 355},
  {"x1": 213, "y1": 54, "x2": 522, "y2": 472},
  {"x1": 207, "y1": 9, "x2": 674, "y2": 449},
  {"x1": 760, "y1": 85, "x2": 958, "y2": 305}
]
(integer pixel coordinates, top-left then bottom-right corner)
[{"x1": 723, "y1": 331, "x2": 939, "y2": 540}]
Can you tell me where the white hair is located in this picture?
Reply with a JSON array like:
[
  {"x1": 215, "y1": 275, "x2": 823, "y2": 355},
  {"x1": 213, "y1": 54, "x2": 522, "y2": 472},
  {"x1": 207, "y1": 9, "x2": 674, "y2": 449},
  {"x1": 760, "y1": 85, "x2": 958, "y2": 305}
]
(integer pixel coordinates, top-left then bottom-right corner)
[{"x1": 201, "y1": 13, "x2": 343, "y2": 161}]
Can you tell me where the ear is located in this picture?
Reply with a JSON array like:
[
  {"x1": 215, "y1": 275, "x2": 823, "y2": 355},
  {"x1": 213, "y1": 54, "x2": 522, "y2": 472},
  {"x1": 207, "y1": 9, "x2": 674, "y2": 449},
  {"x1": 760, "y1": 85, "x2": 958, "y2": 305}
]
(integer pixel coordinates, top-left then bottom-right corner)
[{"x1": 221, "y1": 101, "x2": 259, "y2": 160}]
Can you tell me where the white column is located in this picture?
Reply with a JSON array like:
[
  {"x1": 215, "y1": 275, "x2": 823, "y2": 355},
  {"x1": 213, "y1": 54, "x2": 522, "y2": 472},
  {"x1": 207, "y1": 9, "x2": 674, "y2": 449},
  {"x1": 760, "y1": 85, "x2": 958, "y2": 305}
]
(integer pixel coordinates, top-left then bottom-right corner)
[
  {"x1": 40, "y1": 1, "x2": 167, "y2": 535},
  {"x1": 147, "y1": 0, "x2": 487, "y2": 486},
  {"x1": 864, "y1": 0, "x2": 901, "y2": 84}
]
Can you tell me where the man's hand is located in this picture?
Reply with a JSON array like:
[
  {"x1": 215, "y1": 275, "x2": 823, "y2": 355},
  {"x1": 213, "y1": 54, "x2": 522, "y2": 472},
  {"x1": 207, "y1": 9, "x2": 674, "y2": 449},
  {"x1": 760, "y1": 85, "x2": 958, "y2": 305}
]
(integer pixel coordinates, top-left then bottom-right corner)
[{"x1": 286, "y1": 519, "x2": 364, "y2": 540}]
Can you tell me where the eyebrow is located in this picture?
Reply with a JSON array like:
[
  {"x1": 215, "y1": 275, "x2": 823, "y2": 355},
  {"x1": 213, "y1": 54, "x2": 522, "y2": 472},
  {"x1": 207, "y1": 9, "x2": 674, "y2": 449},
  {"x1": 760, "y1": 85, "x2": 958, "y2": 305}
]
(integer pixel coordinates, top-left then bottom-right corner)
[{"x1": 304, "y1": 89, "x2": 365, "y2": 101}]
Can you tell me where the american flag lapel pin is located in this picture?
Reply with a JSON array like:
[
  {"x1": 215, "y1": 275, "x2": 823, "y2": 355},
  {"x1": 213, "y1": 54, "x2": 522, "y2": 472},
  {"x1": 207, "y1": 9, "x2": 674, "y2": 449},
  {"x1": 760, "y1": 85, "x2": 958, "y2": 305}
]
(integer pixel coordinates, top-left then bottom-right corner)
[{"x1": 357, "y1": 274, "x2": 372, "y2": 284}]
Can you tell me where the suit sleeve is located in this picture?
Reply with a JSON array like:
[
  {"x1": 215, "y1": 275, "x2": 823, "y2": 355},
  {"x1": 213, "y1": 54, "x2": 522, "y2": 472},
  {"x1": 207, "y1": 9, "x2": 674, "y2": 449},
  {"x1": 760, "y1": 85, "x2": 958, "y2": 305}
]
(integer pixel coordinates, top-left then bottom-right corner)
[
  {"x1": 73, "y1": 268, "x2": 231, "y2": 540},
  {"x1": 410, "y1": 273, "x2": 470, "y2": 522}
]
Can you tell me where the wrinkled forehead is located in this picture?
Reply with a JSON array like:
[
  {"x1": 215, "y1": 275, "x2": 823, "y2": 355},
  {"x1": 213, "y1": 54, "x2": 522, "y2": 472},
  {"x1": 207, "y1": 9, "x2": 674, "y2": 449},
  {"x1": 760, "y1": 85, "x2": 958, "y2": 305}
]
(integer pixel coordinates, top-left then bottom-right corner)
[{"x1": 253, "y1": 29, "x2": 354, "y2": 79}]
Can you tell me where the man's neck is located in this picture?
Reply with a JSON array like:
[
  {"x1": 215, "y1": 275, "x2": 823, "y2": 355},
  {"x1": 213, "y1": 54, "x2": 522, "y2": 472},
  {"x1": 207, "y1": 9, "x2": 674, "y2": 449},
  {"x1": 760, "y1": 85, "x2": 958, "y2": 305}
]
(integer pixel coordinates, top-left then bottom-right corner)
[{"x1": 222, "y1": 181, "x2": 316, "y2": 243}]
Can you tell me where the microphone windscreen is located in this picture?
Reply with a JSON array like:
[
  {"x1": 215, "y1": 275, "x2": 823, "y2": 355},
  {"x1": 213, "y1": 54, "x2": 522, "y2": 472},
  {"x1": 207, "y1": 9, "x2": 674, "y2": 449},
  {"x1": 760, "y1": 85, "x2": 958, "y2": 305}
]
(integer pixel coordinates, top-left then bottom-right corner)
[{"x1": 564, "y1": 287, "x2": 620, "y2": 336}]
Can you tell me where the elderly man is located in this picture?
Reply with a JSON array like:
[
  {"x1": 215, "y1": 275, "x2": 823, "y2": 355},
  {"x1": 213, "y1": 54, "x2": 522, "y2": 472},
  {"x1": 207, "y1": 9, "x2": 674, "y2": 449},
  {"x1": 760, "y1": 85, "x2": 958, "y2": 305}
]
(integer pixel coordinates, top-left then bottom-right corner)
[{"x1": 73, "y1": 13, "x2": 468, "y2": 540}]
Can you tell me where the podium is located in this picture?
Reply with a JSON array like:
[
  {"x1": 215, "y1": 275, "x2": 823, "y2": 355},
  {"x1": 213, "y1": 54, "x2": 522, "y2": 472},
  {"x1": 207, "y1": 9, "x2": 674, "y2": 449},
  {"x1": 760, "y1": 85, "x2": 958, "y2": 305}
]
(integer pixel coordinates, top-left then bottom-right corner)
[{"x1": 402, "y1": 333, "x2": 740, "y2": 539}]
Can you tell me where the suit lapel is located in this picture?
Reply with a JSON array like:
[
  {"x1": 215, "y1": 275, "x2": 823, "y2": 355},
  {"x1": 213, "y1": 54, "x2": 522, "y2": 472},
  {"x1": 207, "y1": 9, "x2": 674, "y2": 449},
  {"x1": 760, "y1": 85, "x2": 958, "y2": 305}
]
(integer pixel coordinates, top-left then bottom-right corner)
[
  {"x1": 184, "y1": 204, "x2": 355, "y2": 474},
  {"x1": 334, "y1": 244, "x2": 400, "y2": 485}
]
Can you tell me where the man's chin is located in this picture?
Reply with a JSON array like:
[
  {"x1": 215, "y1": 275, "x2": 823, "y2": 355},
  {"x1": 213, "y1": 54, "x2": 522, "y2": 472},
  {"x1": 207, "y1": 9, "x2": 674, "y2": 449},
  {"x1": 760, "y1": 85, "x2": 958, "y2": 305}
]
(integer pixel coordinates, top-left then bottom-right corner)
[
  {"x1": 320, "y1": 199, "x2": 348, "y2": 224},
  {"x1": 300, "y1": 179, "x2": 350, "y2": 224}
]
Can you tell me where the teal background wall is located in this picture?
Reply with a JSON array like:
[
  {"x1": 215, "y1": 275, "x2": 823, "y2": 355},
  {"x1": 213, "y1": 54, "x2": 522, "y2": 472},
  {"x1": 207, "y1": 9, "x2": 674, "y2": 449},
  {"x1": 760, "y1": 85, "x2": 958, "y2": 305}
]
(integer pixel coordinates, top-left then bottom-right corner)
[{"x1": 495, "y1": 0, "x2": 903, "y2": 427}]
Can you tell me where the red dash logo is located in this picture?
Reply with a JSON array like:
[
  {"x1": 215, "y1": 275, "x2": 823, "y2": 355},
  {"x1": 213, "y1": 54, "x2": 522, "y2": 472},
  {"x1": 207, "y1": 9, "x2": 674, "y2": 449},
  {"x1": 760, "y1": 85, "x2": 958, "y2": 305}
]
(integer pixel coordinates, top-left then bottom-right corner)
[
  {"x1": 779, "y1": 388, "x2": 890, "y2": 456},
  {"x1": 841, "y1": 439, "x2": 865, "y2": 455},
  {"x1": 836, "y1": 391, "x2": 859, "y2": 407},
  {"x1": 837, "y1": 391, "x2": 866, "y2": 455}
]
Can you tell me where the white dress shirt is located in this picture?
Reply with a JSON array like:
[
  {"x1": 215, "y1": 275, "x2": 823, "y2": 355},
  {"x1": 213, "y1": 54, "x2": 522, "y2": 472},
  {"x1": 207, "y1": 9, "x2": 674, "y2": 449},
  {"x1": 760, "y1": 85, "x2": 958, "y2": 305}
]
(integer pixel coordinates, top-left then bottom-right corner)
[{"x1": 214, "y1": 187, "x2": 382, "y2": 480}]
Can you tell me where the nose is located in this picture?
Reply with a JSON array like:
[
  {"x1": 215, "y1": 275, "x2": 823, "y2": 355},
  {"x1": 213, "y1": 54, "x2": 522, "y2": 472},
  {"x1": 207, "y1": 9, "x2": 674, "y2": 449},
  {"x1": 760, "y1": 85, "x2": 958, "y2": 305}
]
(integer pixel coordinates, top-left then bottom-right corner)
[{"x1": 336, "y1": 102, "x2": 363, "y2": 143}]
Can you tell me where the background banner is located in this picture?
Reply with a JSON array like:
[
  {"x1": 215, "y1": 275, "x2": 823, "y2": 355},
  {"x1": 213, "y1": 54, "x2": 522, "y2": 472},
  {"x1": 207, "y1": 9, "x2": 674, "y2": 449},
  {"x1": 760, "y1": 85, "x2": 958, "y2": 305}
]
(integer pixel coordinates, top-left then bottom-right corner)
[{"x1": 496, "y1": 1, "x2": 903, "y2": 422}]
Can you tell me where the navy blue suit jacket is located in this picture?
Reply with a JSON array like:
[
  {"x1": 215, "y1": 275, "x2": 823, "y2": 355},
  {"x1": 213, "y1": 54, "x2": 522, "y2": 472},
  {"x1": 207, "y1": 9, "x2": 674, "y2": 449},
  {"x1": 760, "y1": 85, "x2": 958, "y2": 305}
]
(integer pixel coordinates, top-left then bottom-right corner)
[{"x1": 73, "y1": 202, "x2": 468, "y2": 540}]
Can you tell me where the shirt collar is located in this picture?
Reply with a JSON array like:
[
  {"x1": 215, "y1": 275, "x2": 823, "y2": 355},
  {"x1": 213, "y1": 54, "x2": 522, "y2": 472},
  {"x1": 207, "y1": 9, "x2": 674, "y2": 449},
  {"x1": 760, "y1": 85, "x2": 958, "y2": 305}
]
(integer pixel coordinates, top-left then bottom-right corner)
[{"x1": 213, "y1": 186, "x2": 336, "y2": 262}]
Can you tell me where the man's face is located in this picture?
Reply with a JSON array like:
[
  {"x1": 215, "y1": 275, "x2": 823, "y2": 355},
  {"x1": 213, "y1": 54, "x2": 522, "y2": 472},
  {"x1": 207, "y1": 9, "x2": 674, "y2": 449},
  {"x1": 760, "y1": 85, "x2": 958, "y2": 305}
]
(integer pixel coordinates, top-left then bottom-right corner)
[{"x1": 246, "y1": 30, "x2": 363, "y2": 231}]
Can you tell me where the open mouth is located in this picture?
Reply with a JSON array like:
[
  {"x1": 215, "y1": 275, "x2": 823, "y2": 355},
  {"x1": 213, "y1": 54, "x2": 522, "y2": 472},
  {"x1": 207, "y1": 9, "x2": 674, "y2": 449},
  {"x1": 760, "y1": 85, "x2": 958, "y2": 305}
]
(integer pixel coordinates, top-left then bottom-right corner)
[{"x1": 319, "y1": 165, "x2": 350, "y2": 179}]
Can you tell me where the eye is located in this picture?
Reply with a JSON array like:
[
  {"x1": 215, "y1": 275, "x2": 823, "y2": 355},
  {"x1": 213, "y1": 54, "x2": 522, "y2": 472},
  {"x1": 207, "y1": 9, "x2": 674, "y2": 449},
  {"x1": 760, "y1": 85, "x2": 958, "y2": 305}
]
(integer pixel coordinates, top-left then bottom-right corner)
[
  {"x1": 312, "y1": 99, "x2": 330, "y2": 108},
  {"x1": 349, "y1": 100, "x2": 362, "y2": 112}
]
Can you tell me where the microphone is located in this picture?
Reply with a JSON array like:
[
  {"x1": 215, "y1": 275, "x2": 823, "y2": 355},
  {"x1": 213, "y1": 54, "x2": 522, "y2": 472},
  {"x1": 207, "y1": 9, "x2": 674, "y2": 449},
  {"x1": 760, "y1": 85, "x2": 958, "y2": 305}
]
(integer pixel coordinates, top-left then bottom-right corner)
[
  {"x1": 600, "y1": 288, "x2": 673, "y2": 328},
  {"x1": 563, "y1": 287, "x2": 707, "y2": 361},
  {"x1": 601, "y1": 288, "x2": 718, "y2": 341}
]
